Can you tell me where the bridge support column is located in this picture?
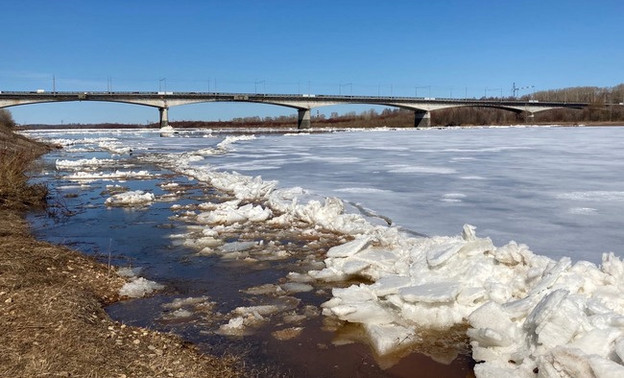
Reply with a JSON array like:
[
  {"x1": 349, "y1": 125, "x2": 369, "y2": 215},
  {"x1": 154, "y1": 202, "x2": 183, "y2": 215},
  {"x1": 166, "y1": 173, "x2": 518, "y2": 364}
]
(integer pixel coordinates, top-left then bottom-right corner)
[
  {"x1": 159, "y1": 107, "x2": 169, "y2": 128},
  {"x1": 525, "y1": 111, "x2": 535, "y2": 124},
  {"x1": 297, "y1": 108, "x2": 311, "y2": 129},
  {"x1": 414, "y1": 111, "x2": 431, "y2": 127}
]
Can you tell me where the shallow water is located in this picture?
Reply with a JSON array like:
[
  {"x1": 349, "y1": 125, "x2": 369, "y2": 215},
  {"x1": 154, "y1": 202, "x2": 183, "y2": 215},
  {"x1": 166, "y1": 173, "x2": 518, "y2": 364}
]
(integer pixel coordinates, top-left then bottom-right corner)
[{"x1": 24, "y1": 126, "x2": 624, "y2": 376}]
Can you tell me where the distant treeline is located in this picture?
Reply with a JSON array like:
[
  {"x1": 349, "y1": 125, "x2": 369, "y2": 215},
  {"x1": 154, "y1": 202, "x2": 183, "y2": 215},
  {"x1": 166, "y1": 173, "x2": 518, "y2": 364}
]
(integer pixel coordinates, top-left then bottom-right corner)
[
  {"x1": 521, "y1": 84, "x2": 624, "y2": 104},
  {"x1": 17, "y1": 84, "x2": 624, "y2": 129},
  {"x1": 436, "y1": 84, "x2": 624, "y2": 126},
  {"x1": 171, "y1": 108, "x2": 416, "y2": 129}
]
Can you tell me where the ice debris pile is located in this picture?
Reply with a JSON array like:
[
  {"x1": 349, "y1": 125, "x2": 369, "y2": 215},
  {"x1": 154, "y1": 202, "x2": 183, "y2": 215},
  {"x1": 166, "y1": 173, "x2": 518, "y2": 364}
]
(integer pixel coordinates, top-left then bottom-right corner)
[
  {"x1": 187, "y1": 185, "x2": 623, "y2": 374},
  {"x1": 153, "y1": 137, "x2": 624, "y2": 377},
  {"x1": 313, "y1": 225, "x2": 624, "y2": 377}
]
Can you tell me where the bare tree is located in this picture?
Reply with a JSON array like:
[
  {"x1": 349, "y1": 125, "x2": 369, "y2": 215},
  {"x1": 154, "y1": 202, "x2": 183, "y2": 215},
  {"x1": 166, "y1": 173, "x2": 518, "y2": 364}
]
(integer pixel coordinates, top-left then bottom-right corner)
[{"x1": 0, "y1": 109, "x2": 16, "y2": 128}]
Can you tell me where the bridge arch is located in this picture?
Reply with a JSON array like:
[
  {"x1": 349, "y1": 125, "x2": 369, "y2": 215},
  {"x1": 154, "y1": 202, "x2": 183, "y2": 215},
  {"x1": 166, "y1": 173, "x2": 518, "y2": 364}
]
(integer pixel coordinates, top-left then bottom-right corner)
[
  {"x1": 0, "y1": 92, "x2": 588, "y2": 129},
  {"x1": 4, "y1": 100, "x2": 159, "y2": 126}
]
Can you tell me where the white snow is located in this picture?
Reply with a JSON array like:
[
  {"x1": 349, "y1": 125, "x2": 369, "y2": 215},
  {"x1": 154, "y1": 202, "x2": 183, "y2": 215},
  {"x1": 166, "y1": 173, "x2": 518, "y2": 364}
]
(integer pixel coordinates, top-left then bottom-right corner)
[
  {"x1": 159, "y1": 182, "x2": 180, "y2": 190},
  {"x1": 334, "y1": 187, "x2": 393, "y2": 194},
  {"x1": 117, "y1": 266, "x2": 142, "y2": 277},
  {"x1": 105, "y1": 190, "x2": 155, "y2": 206},
  {"x1": 195, "y1": 135, "x2": 256, "y2": 156},
  {"x1": 55, "y1": 157, "x2": 116, "y2": 169},
  {"x1": 119, "y1": 277, "x2": 164, "y2": 298},
  {"x1": 556, "y1": 191, "x2": 624, "y2": 202},
  {"x1": 65, "y1": 170, "x2": 154, "y2": 182},
  {"x1": 387, "y1": 164, "x2": 457, "y2": 174},
  {"x1": 568, "y1": 207, "x2": 597, "y2": 215},
  {"x1": 441, "y1": 193, "x2": 467, "y2": 203},
  {"x1": 195, "y1": 201, "x2": 272, "y2": 225}
]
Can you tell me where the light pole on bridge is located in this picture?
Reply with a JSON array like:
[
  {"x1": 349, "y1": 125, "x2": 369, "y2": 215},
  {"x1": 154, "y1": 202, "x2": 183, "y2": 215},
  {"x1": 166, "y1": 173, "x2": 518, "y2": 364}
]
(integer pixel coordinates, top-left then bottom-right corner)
[
  {"x1": 485, "y1": 87, "x2": 502, "y2": 99},
  {"x1": 339, "y1": 83, "x2": 352, "y2": 95},
  {"x1": 159, "y1": 78, "x2": 167, "y2": 92},
  {"x1": 254, "y1": 80, "x2": 266, "y2": 93},
  {"x1": 414, "y1": 86, "x2": 431, "y2": 98}
]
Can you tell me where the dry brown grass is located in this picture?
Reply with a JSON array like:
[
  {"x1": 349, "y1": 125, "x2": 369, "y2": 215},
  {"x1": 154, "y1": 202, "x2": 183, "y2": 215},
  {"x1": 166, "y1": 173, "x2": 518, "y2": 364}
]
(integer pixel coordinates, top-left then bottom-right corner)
[
  {"x1": 0, "y1": 149, "x2": 49, "y2": 210},
  {"x1": 0, "y1": 122, "x2": 244, "y2": 377},
  {"x1": 0, "y1": 122, "x2": 51, "y2": 210}
]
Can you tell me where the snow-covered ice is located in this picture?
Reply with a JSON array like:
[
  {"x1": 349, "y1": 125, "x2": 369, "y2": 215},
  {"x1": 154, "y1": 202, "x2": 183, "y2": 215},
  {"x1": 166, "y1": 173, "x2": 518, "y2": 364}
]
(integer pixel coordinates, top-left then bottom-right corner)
[
  {"x1": 55, "y1": 157, "x2": 116, "y2": 169},
  {"x1": 65, "y1": 170, "x2": 154, "y2": 182},
  {"x1": 105, "y1": 190, "x2": 155, "y2": 206},
  {"x1": 119, "y1": 277, "x2": 164, "y2": 298}
]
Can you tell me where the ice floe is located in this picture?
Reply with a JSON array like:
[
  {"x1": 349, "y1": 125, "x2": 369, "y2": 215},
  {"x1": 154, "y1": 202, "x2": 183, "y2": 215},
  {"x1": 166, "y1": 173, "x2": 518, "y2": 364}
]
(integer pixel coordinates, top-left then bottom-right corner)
[
  {"x1": 105, "y1": 190, "x2": 155, "y2": 206},
  {"x1": 119, "y1": 277, "x2": 164, "y2": 298},
  {"x1": 65, "y1": 170, "x2": 154, "y2": 182},
  {"x1": 55, "y1": 157, "x2": 117, "y2": 169},
  {"x1": 195, "y1": 135, "x2": 256, "y2": 156}
]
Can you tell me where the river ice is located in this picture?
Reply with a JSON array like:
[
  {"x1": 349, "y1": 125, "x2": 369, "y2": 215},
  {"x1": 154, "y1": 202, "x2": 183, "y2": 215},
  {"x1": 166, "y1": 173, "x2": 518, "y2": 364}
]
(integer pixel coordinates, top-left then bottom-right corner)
[{"x1": 22, "y1": 126, "x2": 624, "y2": 377}]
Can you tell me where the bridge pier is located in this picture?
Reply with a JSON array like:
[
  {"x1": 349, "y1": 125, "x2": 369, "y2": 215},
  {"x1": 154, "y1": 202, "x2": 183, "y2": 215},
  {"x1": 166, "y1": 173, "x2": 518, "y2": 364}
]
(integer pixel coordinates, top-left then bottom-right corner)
[
  {"x1": 414, "y1": 111, "x2": 431, "y2": 127},
  {"x1": 297, "y1": 108, "x2": 311, "y2": 129},
  {"x1": 159, "y1": 107, "x2": 169, "y2": 128}
]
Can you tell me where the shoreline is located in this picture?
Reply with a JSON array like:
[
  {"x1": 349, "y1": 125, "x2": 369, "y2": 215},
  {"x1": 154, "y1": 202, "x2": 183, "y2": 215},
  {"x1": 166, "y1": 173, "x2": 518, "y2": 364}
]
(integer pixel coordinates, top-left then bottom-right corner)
[{"x1": 0, "y1": 124, "x2": 244, "y2": 377}]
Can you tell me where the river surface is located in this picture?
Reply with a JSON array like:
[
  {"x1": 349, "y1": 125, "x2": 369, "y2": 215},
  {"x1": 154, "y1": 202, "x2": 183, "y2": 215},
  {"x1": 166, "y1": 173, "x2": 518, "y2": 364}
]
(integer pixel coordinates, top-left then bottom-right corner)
[{"x1": 23, "y1": 125, "x2": 624, "y2": 377}]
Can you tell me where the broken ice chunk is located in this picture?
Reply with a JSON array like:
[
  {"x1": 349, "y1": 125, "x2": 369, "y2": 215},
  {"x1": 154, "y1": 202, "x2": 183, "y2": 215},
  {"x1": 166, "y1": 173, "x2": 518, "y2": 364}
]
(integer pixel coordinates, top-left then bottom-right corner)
[
  {"x1": 370, "y1": 275, "x2": 412, "y2": 297},
  {"x1": 326, "y1": 237, "x2": 371, "y2": 258},
  {"x1": 399, "y1": 282, "x2": 460, "y2": 303},
  {"x1": 426, "y1": 241, "x2": 464, "y2": 268},
  {"x1": 524, "y1": 289, "x2": 583, "y2": 348}
]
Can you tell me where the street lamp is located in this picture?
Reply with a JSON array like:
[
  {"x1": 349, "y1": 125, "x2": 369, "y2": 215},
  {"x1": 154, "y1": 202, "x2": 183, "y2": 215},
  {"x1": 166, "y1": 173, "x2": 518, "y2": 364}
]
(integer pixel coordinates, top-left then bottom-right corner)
[
  {"x1": 485, "y1": 88, "x2": 501, "y2": 99},
  {"x1": 254, "y1": 80, "x2": 265, "y2": 93},
  {"x1": 339, "y1": 83, "x2": 352, "y2": 95},
  {"x1": 414, "y1": 86, "x2": 430, "y2": 98},
  {"x1": 159, "y1": 78, "x2": 167, "y2": 92}
]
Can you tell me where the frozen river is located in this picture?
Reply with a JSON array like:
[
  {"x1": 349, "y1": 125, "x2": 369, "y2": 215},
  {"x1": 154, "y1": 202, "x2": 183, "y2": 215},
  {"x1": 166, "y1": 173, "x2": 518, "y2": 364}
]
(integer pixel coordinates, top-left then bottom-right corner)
[
  {"x1": 205, "y1": 126, "x2": 624, "y2": 264},
  {"x1": 23, "y1": 125, "x2": 624, "y2": 377}
]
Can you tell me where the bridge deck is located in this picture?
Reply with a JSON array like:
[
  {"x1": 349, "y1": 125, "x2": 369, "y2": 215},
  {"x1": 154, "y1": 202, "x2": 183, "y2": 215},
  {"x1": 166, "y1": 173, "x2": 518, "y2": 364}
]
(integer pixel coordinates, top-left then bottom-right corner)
[{"x1": 0, "y1": 91, "x2": 592, "y2": 129}]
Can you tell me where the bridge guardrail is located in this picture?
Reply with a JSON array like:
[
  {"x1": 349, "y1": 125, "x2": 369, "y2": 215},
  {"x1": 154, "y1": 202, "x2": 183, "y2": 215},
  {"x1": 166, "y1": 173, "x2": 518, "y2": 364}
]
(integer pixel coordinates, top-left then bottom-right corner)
[{"x1": 0, "y1": 91, "x2": 591, "y2": 107}]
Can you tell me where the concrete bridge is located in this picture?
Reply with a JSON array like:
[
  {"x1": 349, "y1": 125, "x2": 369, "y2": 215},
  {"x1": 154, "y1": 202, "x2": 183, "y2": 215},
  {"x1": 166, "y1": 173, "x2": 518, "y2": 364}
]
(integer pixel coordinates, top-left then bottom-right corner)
[{"x1": 0, "y1": 91, "x2": 589, "y2": 128}]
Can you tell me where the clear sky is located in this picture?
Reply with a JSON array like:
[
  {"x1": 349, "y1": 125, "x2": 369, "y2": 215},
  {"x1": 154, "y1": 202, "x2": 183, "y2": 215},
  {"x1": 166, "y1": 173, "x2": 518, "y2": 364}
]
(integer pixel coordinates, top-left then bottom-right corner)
[{"x1": 2, "y1": 0, "x2": 623, "y2": 124}]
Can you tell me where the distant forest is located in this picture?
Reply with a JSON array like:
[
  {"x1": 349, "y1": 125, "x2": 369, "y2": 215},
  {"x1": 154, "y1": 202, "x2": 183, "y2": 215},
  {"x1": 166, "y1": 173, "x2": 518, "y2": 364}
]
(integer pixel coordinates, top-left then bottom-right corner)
[{"x1": 19, "y1": 84, "x2": 624, "y2": 129}]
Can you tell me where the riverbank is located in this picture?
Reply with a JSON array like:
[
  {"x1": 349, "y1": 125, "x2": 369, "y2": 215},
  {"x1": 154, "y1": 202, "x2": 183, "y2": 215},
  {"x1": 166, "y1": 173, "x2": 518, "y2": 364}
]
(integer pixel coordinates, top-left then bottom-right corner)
[{"x1": 0, "y1": 123, "x2": 243, "y2": 377}]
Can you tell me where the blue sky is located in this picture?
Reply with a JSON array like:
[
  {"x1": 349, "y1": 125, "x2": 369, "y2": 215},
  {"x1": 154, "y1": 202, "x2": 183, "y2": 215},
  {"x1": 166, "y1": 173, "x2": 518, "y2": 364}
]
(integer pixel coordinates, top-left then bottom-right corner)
[{"x1": 2, "y1": 0, "x2": 623, "y2": 124}]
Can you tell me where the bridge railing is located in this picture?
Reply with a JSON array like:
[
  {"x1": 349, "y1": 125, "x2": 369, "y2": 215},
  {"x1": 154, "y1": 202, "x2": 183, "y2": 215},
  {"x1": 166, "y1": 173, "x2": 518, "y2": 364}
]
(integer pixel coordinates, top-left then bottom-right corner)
[{"x1": 0, "y1": 90, "x2": 593, "y2": 107}]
